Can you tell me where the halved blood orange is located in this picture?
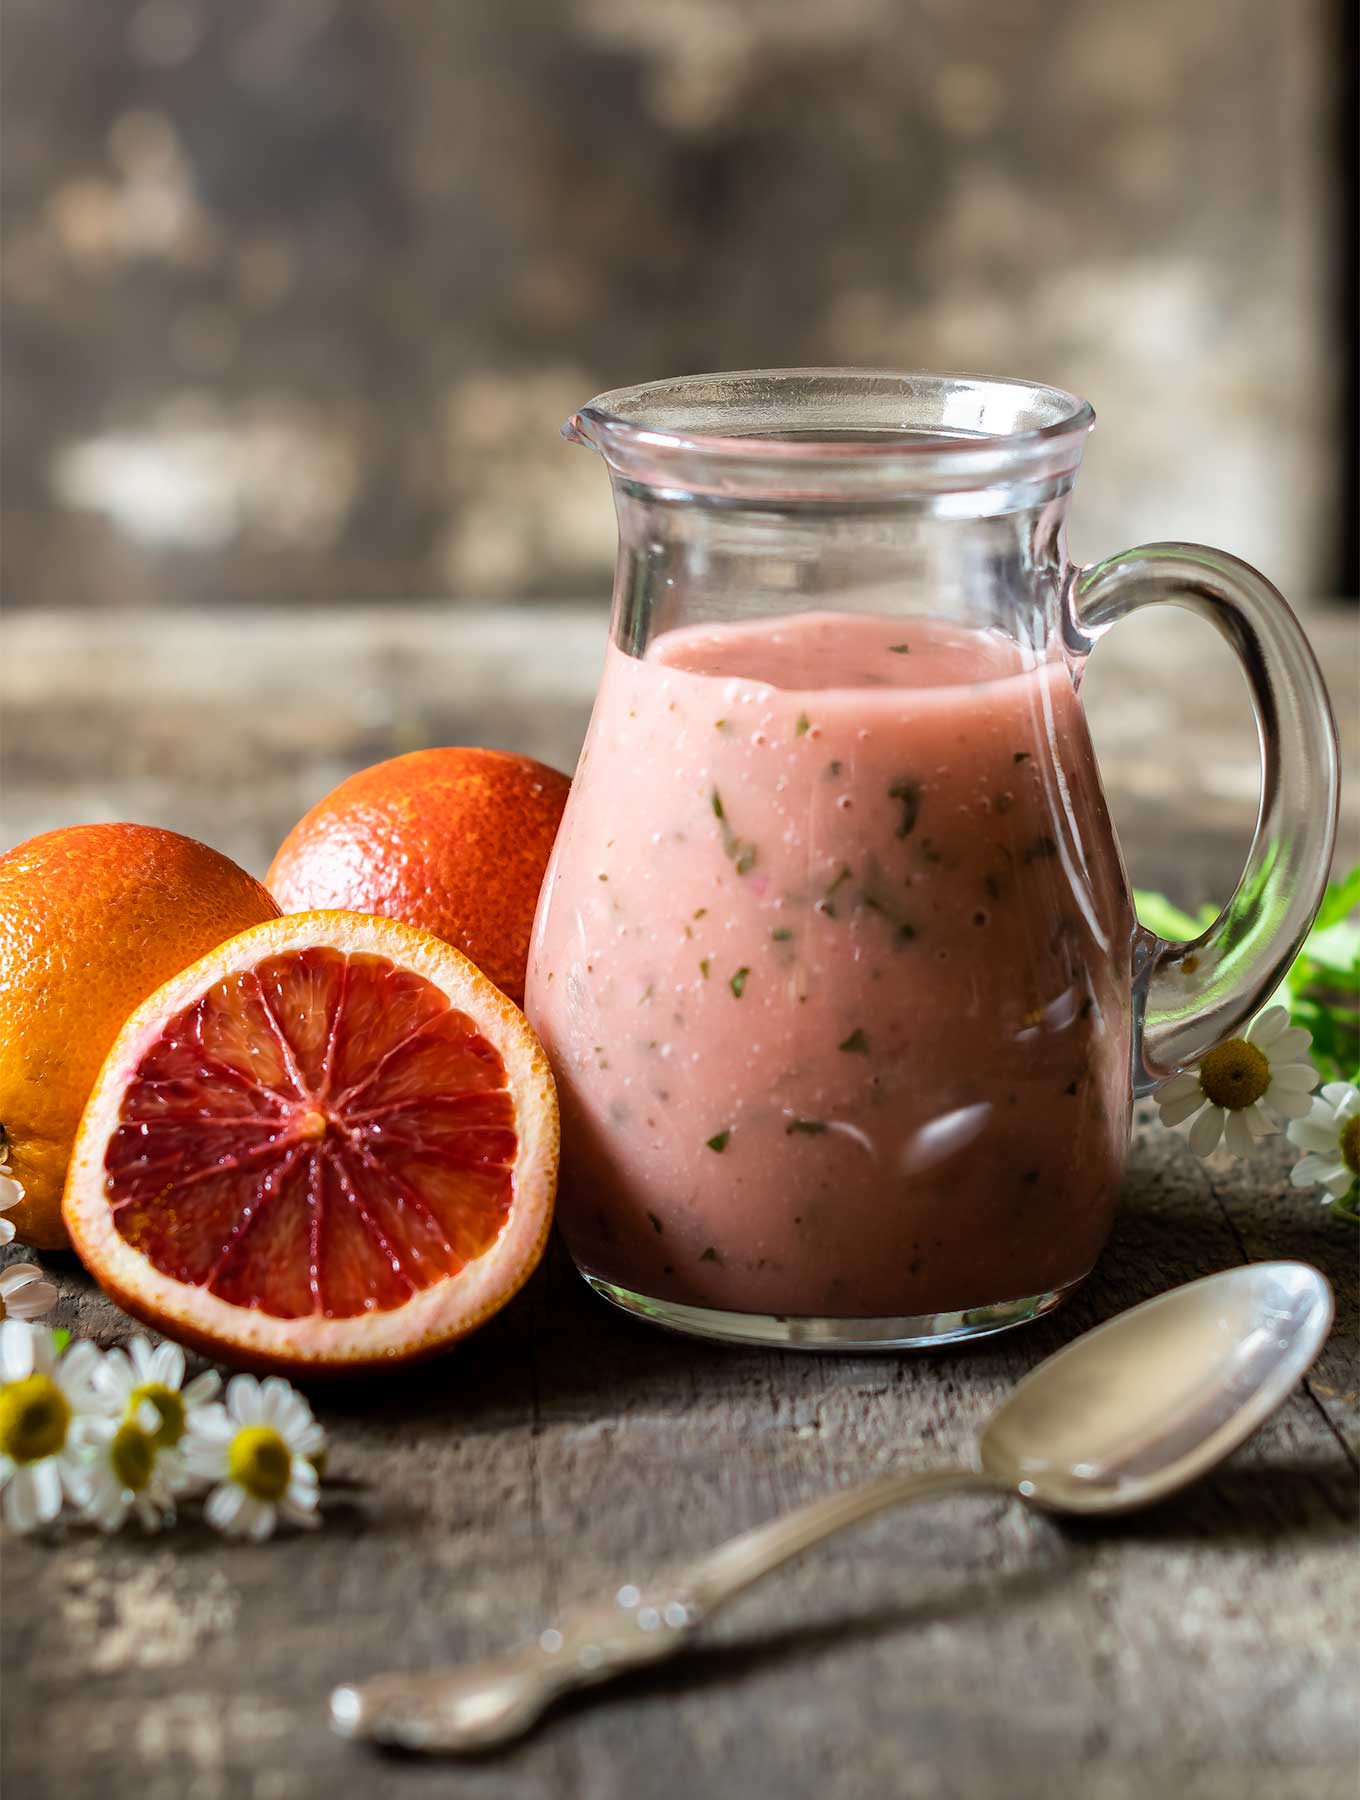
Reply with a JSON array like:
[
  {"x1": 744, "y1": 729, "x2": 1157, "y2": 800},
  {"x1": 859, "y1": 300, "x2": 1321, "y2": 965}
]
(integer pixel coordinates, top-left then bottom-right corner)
[{"x1": 63, "y1": 912, "x2": 558, "y2": 1375}]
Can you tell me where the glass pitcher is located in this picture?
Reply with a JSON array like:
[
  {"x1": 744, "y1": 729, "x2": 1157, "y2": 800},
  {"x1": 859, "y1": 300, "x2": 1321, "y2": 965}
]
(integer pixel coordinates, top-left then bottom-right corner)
[{"x1": 525, "y1": 370, "x2": 1338, "y2": 1350}]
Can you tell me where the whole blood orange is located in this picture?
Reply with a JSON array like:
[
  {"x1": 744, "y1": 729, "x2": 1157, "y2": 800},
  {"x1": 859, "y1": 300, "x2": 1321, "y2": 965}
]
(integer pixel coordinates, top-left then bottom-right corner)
[
  {"x1": 0, "y1": 825, "x2": 280, "y2": 1249},
  {"x1": 266, "y1": 749, "x2": 570, "y2": 1005},
  {"x1": 63, "y1": 912, "x2": 558, "y2": 1374}
]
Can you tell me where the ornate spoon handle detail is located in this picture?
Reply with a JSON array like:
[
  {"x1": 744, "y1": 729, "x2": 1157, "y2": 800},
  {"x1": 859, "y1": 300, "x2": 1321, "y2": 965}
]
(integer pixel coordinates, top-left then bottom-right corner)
[{"x1": 331, "y1": 1466, "x2": 993, "y2": 1753}]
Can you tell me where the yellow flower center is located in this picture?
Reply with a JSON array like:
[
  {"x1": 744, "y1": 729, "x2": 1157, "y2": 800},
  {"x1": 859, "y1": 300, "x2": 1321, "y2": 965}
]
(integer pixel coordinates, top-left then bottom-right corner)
[
  {"x1": 228, "y1": 1425, "x2": 292, "y2": 1501},
  {"x1": 1341, "y1": 1115, "x2": 1360, "y2": 1178},
  {"x1": 130, "y1": 1382, "x2": 186, "y2": 1448},
  {"x1": 110, "y1": 1421, "x2": 156, "y2": 1493},
  {"x1": 1197, "y1": 1039, "x2": 1270, "y2": 1112},
  {"x1": 0, "y1": 1374, "x2": 70, "y2": 1464}
]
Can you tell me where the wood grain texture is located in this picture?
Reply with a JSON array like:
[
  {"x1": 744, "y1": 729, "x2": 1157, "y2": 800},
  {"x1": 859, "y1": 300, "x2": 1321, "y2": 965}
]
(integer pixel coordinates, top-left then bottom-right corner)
[{"x1": 1, "y1": 605, "x2": 1355, "y2": 1799}]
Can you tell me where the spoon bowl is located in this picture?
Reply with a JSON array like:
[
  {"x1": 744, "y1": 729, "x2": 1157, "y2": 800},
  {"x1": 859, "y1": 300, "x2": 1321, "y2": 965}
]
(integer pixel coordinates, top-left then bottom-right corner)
[{"x1": 979, "y1": 1261, "x2": 1334, "y2": 1513}]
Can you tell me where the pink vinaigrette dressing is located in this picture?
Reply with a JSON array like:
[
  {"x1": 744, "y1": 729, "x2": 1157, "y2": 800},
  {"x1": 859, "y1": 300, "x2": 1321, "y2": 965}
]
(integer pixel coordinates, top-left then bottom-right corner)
[{"x1": 525, "y1": 612, "x2": 1135, "y2": 1320}]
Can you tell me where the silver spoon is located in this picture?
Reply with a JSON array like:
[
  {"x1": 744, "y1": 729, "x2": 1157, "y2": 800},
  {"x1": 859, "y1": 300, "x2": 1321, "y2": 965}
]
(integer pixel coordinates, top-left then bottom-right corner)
[{"x1": 330, "y1": 1260, "x2": 1332, "y2": 1755}]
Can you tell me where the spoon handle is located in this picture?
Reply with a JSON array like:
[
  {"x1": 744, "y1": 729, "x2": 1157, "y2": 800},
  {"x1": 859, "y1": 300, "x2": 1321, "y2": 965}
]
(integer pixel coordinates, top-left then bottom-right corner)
[{"x1": 331, "y1": 1464, "x2": 996, "y2": 1754}]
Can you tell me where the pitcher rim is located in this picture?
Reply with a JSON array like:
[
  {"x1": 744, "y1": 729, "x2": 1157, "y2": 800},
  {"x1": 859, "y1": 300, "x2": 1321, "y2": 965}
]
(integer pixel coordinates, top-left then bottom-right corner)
[
  {"x1": 564, "y1": 368, "x2": 1094, "y2": 502},
  {"x1": 567, "y1": 367, "x2": 1095, "y2": 461}
]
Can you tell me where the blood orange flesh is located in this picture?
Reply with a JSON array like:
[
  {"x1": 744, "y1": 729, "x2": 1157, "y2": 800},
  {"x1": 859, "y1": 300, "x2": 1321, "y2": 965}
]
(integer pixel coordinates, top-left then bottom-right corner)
[{"x1": 64, "y1": 913, "x2": 558, "y2": 1373}]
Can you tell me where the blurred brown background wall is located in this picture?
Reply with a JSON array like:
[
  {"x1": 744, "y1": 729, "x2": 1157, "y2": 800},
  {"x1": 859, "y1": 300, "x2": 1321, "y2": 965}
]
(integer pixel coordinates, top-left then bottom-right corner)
[{"x1": 1, "y1": 0, "x2": 1350, "y2": 612}]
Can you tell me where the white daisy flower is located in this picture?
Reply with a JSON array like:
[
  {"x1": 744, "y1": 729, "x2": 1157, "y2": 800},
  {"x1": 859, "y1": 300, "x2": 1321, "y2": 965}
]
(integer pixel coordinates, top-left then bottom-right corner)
[
  {"x1": 0, "y1": 1149, "x2": 25, "y2": 1245},
  {"x1": 77, "y1": 1395, "x2": 196, "y2": 1533},
  {"x1": 1156, "y1": 1006, "x2": 1318, "y2": 1159},
  {"x1": 0, "y1": 1321, "x2": 104, "y2": 1533},
  {"x1": 94, "y1": 1334, "x2": 220, "y2": 1450},
  {"x1": 184, "y1": 1373, "x2": 325, "y2": 1541},
  {"x1": 79, "y1": 1336, "x2": 220, "y2": 1534},
  {"x1": 0, "y1": 1262, "x2": 58, "y2": 1322},
  {"x1": 1287, "y1": 1081, "x2": 1360, "y2": 1203}
]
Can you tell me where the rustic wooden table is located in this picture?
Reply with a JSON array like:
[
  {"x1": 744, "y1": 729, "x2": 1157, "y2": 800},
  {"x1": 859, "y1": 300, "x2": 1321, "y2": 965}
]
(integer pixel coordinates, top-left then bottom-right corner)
[{"x1": 3, "y1": 604, "x2": 1357, "y2": 1800}]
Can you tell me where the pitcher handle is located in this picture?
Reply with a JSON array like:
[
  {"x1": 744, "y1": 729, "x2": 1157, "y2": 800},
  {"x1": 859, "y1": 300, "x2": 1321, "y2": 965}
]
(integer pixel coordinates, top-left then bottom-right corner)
[{"x1": 1067, "y1": 543, "x2": 1340, "y2": 1092}]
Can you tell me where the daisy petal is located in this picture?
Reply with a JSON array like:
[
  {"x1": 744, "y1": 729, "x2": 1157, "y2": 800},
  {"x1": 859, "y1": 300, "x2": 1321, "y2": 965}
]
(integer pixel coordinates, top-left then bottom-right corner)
[
  {"x1": 153, "y1": 1341, "x2": 185, "y2": 1388},
  {"x1": 188, "y1": 1405, "x2": 235, "y2": 1443},
  {"x1": 0, "y1": 1262, "x2": 45, "y2": 1296},
  {"x1": 1244, "y1": 1104, "x2": 1276, "y2": 1139},
  {"x1": 30, "y1": 1457, "x2": 63, "y2": 1526},
  {"x1": 226, "y1": 1374, "x2": 264, "y2": 1427},
  {"x1": 1323, "y1": 1169, "x2": 1356, "y2": 1200},
  {"x1": 205, "y1": 1483, "x2": 247, "y2": 1533},
  {"x1": 0, "y1": 1320, "x2": 36, "y2": 1382},
  {"x1": 1223, "y1": 1111, "x2": 1257, "y2": 1158},
  {"x1": 1188, "y1": 1106, "x2": 1225, "y2": 1158},
  {"x1": 1158, "y1": 1091, "x2": 1206, "y2": 1128},
  {"x1": 287, "y1": 1460, "x2": 319, "y2": 1498},
  {"x1": 183, "y1": 1371, "x2": 222, "y2": 1406},
  {"x1": 0, "y1": 1218, "x2": 14, "y2": 1245},
  {"x1": 271, "y1": 1391, "x2": 315, "y2": 1440},
  {"x1": 96, "y1": 1347, "x2": 134, "y2": 1399},
  {"x1": 59, "y1": 1339, "x2": 103, "y2": 1397},
  {"x1": 0, "y1": 1173, "x2": 25, "y2": 1211},
  {"x1": 1268, "y1": 1027, "x2": 1313, "y2": 1061},
  {"x1": 1247, "y1": 1006, "x2": 1290, "y2": 1046},
  {"x1": 1291, "y1": 1153, "x2": 1341, "y2": 1188},
  {"x1": 1270, "y1": 1062, "x2": 1319, "y2": 1092},
  {"x1": 1158, "y1": 1072, "x2": 1203, "y2": 1104},
  {"x1": 1321, "y1": 1081, "x2": 1358, "y2": 1109},
  {"x1": 257, "y1": 1376, "x2": 296, "y2": 1427},
  {"x1": 1289, "y1": 1115, "x2": 1344, "y2": 1153},
  {"x1": 4, "y1": 1468, "x2": 38, "y2": 1533},
  {"x1": 130, "y1": 1397, "x2": 160, "y2": 1434},
  {"x1": 246, "y1": 1500, "x2": 277, "y2": 1542},
  {"x1": 291, "y1": 1421, "x2": 326, "y2": 1459},
  {"x1": 1265, "y1": 1087, "x2": 1314, "y2": 1122},
  {"x1": 7, "y1": 1279, "x2": 58, "y2": 1321}
]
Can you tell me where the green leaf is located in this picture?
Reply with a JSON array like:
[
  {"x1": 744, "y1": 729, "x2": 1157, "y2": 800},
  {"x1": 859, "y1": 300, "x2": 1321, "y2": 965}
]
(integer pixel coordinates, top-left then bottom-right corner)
[
  {"x1": 1301, "y1": 919, "x2": 1360, "y2": 978},
  {"x1": 1133, "y1": 888, "x2": 1212, "y2": 941},
  {"x1": 1315, "y1": 864, "x2": 1360, "y2": 931},
  {"x1": 50, "y1": 1328, "x2": 71, "y2": 1353}
]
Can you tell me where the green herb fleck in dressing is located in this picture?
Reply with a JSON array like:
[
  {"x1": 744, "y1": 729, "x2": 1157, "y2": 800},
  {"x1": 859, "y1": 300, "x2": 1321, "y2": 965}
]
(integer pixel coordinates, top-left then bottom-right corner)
[
  {"x1": 710, "y1": 787, "x2": 758, "y2": 876},
  {"x1": 795, "y1": 712, "x2": 811, "y2": 736},
  {"x1": 888, "y1": 778, "x2": 921, "y2": 838},
  {"x1": 730, "y1": 967, "x2": 750, "y2": 998},
  {"x1": 706, "y1": 1130, "x2": 731, "y2": 1153},
  {"x1": 786, "y1": 1118, "x2": 828, "y2": 1136},
  {"x1": 838, "y1": 1028, "x2": 870, "y2": 1054},
  {"x1": 1024, "y1": 835, "x2": 1059, "y2": 863},
  {"x1": 699, "y1": 1245, "x2": 723, "y2": 1263}
]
